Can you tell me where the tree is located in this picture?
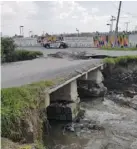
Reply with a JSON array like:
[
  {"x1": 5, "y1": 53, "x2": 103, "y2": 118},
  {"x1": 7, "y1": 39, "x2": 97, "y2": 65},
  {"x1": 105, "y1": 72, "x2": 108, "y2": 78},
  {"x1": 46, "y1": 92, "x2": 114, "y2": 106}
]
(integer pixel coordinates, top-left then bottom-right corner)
[{"x1": 1, "y1": 37, "x2": 16, "y2": 62}]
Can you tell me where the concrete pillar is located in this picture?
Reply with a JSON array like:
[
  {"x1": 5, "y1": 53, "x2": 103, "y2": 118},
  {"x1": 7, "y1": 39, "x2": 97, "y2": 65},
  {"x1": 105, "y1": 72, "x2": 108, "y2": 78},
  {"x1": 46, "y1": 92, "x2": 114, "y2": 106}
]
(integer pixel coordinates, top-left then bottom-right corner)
[
  {"x1": 77, "y1": 68, "x2": 107, "y2": 98},
  {"x1": 88, "y1": 69, "x2": 104, "y2": 84},
  {"x1": 47, "y1": 80, "x2": 80, "y2": 121},
  {"x1": 39, "y1": 92, "x2": 50, "y2": 109},
  {"x1": 70, "y1": 80, "x2": 79, "y2": 102},
  {"x1": 47, "y1": 102, "x2": 80, "y2": 121},
  {"x1": 45, "y1": 93, "x2": 50, "y2": 107},
  {"x1": 50, "y1": 80, "x2": 78, "y2": 102}
]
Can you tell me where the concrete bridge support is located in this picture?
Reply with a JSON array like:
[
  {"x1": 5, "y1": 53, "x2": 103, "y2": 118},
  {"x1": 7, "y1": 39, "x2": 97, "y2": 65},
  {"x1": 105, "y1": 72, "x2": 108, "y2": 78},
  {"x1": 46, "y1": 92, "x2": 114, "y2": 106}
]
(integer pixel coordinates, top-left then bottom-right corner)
[
  {"x1": 88, "y1": 69, "x2": 104, "y2": 84},
  {"x1": 79, "y1": 73, "x2": 88, "y2": 80},
  {"x1": 50, "y1": 80, "x2": 79, "y2": 102},
  {"x1": 77, "y1": 68, "x2": 107, "y2": 98},
  {"x1": 47, "y1": 80, "x2": 80, "y2": 121}
]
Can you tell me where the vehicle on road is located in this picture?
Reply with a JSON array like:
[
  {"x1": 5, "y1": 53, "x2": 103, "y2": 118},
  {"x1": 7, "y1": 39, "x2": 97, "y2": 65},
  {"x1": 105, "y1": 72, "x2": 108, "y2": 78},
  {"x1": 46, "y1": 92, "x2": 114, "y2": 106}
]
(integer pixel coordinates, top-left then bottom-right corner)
[{"x1": 43, "y1": 41, "x2": 68, "y2": 49}]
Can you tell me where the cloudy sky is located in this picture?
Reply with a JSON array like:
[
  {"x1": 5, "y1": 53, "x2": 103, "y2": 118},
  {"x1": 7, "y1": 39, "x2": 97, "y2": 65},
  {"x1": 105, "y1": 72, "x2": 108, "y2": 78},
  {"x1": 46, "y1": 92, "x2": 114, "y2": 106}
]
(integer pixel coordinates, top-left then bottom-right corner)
[{"x1": 1, "y1": 1, "x2": 137, "y2": 36}]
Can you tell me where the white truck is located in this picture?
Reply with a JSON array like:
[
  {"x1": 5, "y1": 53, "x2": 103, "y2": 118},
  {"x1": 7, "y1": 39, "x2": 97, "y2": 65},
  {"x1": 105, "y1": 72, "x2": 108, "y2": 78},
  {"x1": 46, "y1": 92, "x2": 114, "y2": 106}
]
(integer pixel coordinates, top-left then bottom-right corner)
[{"x1": 43, "y1": 41, "x2": 68, "y2": 49}]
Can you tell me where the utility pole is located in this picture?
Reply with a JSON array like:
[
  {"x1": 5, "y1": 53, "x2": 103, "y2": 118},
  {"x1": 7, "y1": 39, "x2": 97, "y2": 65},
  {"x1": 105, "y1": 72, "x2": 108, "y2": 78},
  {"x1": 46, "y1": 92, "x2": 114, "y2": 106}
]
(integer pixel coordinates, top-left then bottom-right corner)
[
  {"x1": 115, "y1": 1, "x2": 122, "y2": 34},
  {"x1": 125, "y1": 22, "x2": 130, "y2": 32}
]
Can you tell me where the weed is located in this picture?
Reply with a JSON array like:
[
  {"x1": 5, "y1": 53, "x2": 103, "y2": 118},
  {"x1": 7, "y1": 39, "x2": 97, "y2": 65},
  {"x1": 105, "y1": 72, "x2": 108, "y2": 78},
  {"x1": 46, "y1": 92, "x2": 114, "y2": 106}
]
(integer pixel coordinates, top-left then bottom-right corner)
[
  {"x1": 101, "y1": 47, "x2": 137, "y2": 51},
  {"x1": 104, "y1": 55, "x2": 137, "y2": 65}
]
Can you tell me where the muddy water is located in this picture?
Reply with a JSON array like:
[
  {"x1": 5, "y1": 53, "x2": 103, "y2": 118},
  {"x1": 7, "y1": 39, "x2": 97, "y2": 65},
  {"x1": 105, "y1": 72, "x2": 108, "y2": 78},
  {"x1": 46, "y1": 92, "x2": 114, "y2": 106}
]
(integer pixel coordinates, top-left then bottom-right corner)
[{"x1": 44, "y1": 97, "x2": 137, "y2": 149}]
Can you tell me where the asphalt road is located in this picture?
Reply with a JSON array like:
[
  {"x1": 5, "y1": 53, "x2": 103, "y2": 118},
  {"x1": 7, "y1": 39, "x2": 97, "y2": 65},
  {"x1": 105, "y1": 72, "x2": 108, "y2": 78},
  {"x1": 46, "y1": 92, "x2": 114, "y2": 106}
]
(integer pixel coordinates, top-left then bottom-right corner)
[
  {"x1": 2, "y1": 47, "x2": 137, "y2": 88},
  {"x1": 1, "y1": 57, "x2": 102, "y2": 88}
]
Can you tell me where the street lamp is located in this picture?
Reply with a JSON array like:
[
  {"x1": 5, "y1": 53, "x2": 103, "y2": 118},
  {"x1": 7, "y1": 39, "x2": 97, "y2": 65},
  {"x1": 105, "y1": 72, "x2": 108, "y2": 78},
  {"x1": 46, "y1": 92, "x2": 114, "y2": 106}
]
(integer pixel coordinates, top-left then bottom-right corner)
[
  {"x1": 125, "y1": 22, "x2": 130, "y2": 32},
  {"x1": 20, "y1": 26, "x2": 24, "y2": 36},
  {"x1": 29, "y1": 31, "x2": 32, "y2": 37},
  {"x1": 107, "y1": 23, "x2": 111, "y2": 33},
  {"x1": 76, "y1": 28, "x2": 79, "y2": 37},
  {"x1": 110, "y1": 16, "x2": 116, "y2": 32}
]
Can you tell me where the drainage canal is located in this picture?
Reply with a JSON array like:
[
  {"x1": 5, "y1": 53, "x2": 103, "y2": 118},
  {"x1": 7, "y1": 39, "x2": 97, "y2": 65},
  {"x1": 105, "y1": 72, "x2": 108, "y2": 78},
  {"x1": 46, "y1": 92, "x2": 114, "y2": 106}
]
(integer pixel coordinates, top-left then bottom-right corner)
[{"x1": 44, "y1": 61, "x2": 137, "y2": 149}]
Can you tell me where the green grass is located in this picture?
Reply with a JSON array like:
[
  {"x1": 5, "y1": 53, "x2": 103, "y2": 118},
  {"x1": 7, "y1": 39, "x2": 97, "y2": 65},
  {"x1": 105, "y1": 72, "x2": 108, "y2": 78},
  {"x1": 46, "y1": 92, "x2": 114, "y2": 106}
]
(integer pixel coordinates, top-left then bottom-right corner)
[
  {"x1": 1, "y1": 80, "x2": 54, "y2": 141},
  {"x1": 101, "y1": 47, "x2": 137, "y2": 51},
  {"x1": 104, "y1": 55, "x2": 137, "y2": 65},
  {"x1": 2, "y1": 50, "x2": 43, "y2": 63},
  {"x1": 13, "y1": 50, "x2": 43, "y2": 61}
]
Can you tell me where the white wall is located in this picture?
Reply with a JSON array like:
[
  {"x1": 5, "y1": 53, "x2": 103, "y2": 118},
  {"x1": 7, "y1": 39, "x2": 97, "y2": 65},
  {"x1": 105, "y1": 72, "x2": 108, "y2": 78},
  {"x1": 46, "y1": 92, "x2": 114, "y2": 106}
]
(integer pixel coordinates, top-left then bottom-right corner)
[
  {"x1": 13, "y1": 34, "x2": 137, "y2": 48},
  {"x1": 14, "y1": 37, "x2": 95, "y2": 48},
  {"x1": 64, "y1": 37, "x2": 94, "y2": 48},
  {"x1": 129, "y1": 34, "x2": 137, "y2": 47},
  {"x1": 14, "y1": 37, "x2": 41, "y2": 47}
]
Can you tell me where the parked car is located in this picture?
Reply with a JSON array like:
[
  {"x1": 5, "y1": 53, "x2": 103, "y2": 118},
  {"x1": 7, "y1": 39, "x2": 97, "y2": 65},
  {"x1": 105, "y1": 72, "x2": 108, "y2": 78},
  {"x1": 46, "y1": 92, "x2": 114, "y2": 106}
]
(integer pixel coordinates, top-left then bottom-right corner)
[{"x1": 43, "y1": 41, "x2": 68, "y2": 49}]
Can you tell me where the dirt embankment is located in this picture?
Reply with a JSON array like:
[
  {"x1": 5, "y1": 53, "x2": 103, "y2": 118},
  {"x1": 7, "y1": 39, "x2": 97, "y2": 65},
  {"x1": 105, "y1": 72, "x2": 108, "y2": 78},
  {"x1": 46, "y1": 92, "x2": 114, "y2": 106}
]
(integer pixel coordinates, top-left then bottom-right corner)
[
  {"x1": 103, "y1": 60, "x2": 137, "y2": 110},
  {"x1": 1, "y1": 81, "x2": 54, "y2": 149},
  {"x1": 103, "y1": 63, "x2": 137, "y2": 91}
]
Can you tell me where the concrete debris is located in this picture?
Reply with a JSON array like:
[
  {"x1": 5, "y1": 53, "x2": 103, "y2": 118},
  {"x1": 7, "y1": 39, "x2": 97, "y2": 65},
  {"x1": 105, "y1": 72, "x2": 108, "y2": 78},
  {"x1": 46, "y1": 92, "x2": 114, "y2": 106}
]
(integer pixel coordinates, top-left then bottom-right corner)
[
  {"x1": 48, "y1": 51, "x2": 117, "y2": 60},
  {"x1": 64, "y1": 119, "x2": 104, "y2": 133},
  {"x1": 78, "y1": 81, "x2": 107, "y2": 98},
  {"x1": 48, "y1": 51, "x2": 87, "y2": 60}
]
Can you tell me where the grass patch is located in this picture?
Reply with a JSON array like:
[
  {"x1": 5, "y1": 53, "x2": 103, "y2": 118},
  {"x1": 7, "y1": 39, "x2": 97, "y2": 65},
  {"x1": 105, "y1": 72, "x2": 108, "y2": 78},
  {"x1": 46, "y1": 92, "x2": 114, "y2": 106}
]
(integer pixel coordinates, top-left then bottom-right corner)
[
  {"x1": 2, "y1": 50, "x2": 43, "y2": 63},
  {"x1": 13, "y1": 50, "x2": 43, "y2": 62},
  {"x1": 1, "y1": 80, "x2": 54, "y2": 141},
  {"x1": 101, "y1": 47, "x2": 137, "y2": 51},
  {"x1": 104, "y1": 55, "x2": 137, "y2": 65}
]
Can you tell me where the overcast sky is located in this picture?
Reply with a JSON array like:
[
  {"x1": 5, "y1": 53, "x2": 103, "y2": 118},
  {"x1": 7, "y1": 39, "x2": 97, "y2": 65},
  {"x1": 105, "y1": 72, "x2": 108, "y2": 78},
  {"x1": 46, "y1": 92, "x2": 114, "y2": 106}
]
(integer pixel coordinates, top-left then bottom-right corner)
[{"x1": 1, "y1": 1, "x2": 137, "y2": 37}]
